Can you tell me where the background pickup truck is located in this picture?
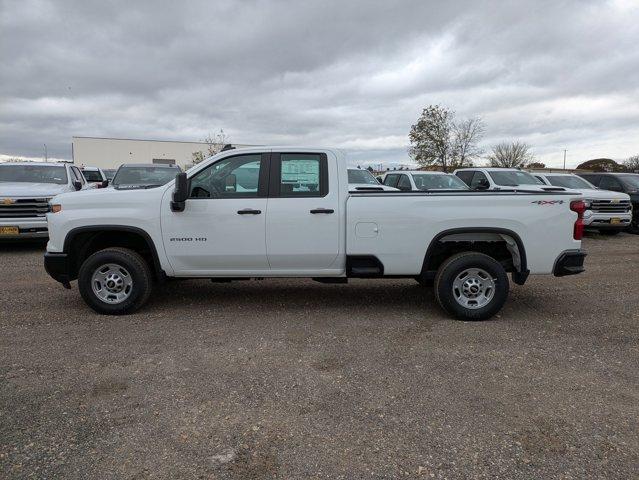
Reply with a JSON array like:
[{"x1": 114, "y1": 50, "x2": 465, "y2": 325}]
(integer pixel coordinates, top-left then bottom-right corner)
[
  {"x1": 44, "y1": 147, "x2": 587, "y2": 320},
  {"x1": 0, "y1": 162, "x2": 92, "y2": 239}
]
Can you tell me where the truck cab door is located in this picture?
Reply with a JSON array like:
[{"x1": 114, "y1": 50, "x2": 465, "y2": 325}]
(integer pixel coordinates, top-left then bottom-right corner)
[
  {"x1": 265, "y1": 152, "x2": 341, "y2": 272},
  {"x1": 160, "y1": 153, "x2": 270, "y2": 275}
]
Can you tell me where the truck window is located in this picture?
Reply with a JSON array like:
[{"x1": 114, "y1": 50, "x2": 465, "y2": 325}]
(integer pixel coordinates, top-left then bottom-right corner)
[
  {"x1": 397, "y1": 175, "x2": 412, "y2": 191},
  {"x1": 599, "y1": 176, "x2": 623, "y2": 192},
  {"x1": 470, "y1": 171, "x2": 489, "y2": 189},
  {"x1": 578, "y1": 174, "x2": 600, "y2": 186},
  {"x1": 384, "y1": 174, "x2": 399, "y2": 188},
  {"x1": 273, "y1": 153, "x2": 327, "y2": 197},
  {"x1": 455, "y1": 171, "x2": 474, "y2": 186},
  {"x1": 189, "y1": 154, "x2": 265, "y2": 198}
]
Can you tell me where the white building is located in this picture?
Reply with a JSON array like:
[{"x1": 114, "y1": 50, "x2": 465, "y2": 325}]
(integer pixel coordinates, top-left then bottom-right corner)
[{"x1": 72, "y1": 136, "x2": 250, "y2": 170}]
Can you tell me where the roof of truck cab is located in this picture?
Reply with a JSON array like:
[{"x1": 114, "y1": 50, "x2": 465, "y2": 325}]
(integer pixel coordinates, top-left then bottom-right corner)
[
  {"x1": 385, "y1": 170, "x2": 455, "y2": 175},
  {"x1": 455, "y1": 167, "x2": 524, "y2": 172},
  {"x1": 0, "y1": 161, "x2": 71, "y2": 167}
]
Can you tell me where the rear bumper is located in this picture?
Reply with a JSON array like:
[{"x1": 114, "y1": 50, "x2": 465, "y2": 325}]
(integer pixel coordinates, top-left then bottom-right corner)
[
  {"x1": 553, "y1": 250, "x2": 586, "y2": 277},
  {"x1": 44, "y1": 252, "x2": 71, "y2": 286}
]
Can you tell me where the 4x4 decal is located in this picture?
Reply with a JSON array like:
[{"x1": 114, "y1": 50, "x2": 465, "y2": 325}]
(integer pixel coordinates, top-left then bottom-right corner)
[{"x1": 531, "y1": 200, "x2": 565, "y2": 205}]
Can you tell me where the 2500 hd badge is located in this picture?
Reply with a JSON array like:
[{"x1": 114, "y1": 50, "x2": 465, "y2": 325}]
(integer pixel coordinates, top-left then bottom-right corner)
[{"x1": 169, "y1": 237, "x2": 207, "y2": 242}]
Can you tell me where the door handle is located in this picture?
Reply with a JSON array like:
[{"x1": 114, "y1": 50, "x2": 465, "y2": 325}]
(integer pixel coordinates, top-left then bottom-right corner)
[
  {"x1": 310, "y1": 208, "x2": 334, "y2": 214},
  {"x1": 237, "y1": 209, "x2": 262, "y2": 215}
]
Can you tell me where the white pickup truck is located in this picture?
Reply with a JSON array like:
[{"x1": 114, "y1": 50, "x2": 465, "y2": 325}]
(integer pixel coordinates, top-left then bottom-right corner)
[{"x1": 44, "y1": 147, "x2": 587, "y2": 321}]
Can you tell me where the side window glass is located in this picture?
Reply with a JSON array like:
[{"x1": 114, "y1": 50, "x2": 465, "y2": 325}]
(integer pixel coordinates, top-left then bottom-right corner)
[
  {"x1": 189, "y1": 154, "x2": 262, "y2": 198},
  {"x1": 470, "y1": 171, "x2": 488, "y2": 188},
  {"x1": 384, "y1": 174, "x2": 399, "y2": 187},
  {"x1": 455, "y1": 171, "x2": 473, "y2": 186},
  {"x1": 599, "y1": 177, "x2": 622, "y2": 191},
  {"x1": 397, "y1": 175, "x2": 412, "y2": 191},
  {"x1": 278, "y1": 153, "x2": 325, "y2": 197}
]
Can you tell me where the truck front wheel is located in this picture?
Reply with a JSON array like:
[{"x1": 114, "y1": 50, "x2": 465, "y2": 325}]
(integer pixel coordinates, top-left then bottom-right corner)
[
  {"x1": 434, "y1": 252, "x2": 509, "y2": 321},
  {"x1": 78, "y1": 247, "x2": 153, "y2": 315}
]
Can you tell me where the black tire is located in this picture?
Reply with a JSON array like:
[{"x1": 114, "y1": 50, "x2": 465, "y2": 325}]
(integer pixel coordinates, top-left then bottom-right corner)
[
  {"x1": 599, "y1": 229, "x2": 621, "y2": 236},
  {"x1": 78, "y1": 247, "x2": 153, "y2": 315},
  {"x1": 434, "y1": 252, "x2": 509, "y2": 321}
]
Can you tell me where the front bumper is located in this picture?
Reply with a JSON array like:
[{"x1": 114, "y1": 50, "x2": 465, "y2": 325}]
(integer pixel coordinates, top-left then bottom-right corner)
[
  {"x1": 0, "y1": 218, "x2": 48, "y2": 239},
  {"x1": 553, "y1": 250, "x2": 587, "y2": 277},
  {"x1": 44, "y1": 252, "x2": 71, "y2": 287},
  {"x1": 583, "y1": 211, "x2": 632, "y2": 229}
]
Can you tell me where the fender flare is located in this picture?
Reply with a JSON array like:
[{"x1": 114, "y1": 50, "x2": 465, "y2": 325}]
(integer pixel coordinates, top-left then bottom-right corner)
[
  {"x1": 421, "y1": 227, "x2": 529, "y2": 285},
  {"x1": 63, "y1": 225, "x2": 164, "y2": 279}
]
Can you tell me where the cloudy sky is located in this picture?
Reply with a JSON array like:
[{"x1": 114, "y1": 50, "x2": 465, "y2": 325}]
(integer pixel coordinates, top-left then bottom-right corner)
[{"x1": 1, "y1": 0, "x2": 638, "y2": 168}]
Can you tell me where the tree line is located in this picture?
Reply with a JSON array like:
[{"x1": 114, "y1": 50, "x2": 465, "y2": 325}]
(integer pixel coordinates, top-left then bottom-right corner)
[{"x1": 408, "y1": 104, "x2": 638, "y2": 172}]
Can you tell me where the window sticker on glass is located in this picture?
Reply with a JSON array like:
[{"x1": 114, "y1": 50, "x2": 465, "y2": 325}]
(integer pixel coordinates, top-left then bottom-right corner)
[{"x1": 280, "y1": 154, "x2": 321, "y2": 194}]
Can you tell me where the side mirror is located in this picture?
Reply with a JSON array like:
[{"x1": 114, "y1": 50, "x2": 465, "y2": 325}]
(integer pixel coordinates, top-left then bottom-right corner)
[
  {"x1": 376, "y1": 176, "x2": 384, "y2": 184},
  {"x1": 225, "y1": 174, "x2": 237, "y2": 192},
  {"x1": 73, "y1": 180, "x2": 82, "y2": 191},
  {"x1": 171, "y1": 172, "x2": 189, "y2": 212},
  {"x1": 101, "y1": 180, "x2": 109, "y2": 188},
  {"x1": 475, "y1": 179, "x2": 490, "y2": 190}
]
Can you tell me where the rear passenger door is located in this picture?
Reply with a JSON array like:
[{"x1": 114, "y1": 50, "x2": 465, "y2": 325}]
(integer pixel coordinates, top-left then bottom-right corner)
[{"x1": 265, "y1": 152, "x2": 340, "y2": 271}]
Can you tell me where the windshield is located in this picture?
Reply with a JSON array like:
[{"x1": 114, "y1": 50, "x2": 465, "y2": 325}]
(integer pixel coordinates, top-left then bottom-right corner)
[
  {"x1": 348, "y1": 169, "x2": 379, "y2": 185},
  {"x1": 82, "y1": 170, "x2": 103, "y2": 182},
  {"x1": 0, "y1": 164, "x2": 68, "y2": 184},
  {"x1": 112, "y1": 166, "x2": 177, "y2": 187},
  {"x1": 619, "y1": 175, "x2": 639, "y2": 190},
  {"x1": 412, "y1": 173, "x2": 468, "y2": 190},
  {"x1": 546, "y1": 175, "x2": 594, "y2": 189},
  {"x1": 488, "y1": 170, "x2": 542, "y2": 186}
]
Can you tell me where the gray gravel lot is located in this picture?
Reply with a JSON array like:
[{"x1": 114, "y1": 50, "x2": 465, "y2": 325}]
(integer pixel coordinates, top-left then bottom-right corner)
[{"x1": 1, "y1": 234, "x2": 638, "y2": 479}]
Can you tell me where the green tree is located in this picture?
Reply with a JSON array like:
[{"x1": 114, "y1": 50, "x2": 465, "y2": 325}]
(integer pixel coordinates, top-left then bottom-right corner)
[{"x1": 576, "y1": 158, "x2": 622, "y2": 172}]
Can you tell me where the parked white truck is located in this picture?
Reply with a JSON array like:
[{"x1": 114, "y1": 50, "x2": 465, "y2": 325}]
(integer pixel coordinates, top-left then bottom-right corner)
[
  {"x1": 1, "y1": 162, "x2": 91, "y2": 239},
  {"x1": 44, "y1": 147, "x2": 587, "y2": 320}
]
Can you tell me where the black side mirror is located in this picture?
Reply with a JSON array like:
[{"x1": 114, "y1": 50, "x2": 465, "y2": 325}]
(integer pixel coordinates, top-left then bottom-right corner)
[
  {"x1": 73, "y1": 180, "x2": 82, "y2": 191},
  {"x1": 171, "y1": 172, "x2": 189, "y2": 212},
  {"x1": 101, "y1": 180, "x2": 109, "y2": 188},
  {"x1": 376, "y1": 176, "x2": 384, "y2": 184}
]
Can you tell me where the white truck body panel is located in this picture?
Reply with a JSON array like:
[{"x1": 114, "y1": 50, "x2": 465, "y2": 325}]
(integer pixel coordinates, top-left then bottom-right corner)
[{"x1": 46, "y1": 147, "x2": 584, "y2": 280}]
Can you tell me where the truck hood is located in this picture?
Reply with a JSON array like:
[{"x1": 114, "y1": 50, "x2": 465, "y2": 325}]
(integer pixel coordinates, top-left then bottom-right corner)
[
  {"x1": 0, "y1": 182, "x2": 73, "y2": 198},
  {"x1": 52, "y1": 182, "x2": 168, "y2": 207},
  {"x1": 577, "y1": 188, "x2": 630, "y2": 201}
]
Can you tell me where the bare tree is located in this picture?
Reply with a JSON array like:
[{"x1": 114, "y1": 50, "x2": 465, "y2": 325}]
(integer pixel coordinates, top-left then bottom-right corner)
[
  {"x1": 452, "y1": 117, "x2": 485, "y2": 168},
  {"x1": 192, "y1": 129, "x2": 229, "y2": 164},
  {"x1": 623, "y1": 154, "x2": 639, "y2": 172},
  {"x1": 409, "y1": 105, "x2": 455, "y2": 172},
  {"x1": 487, "y1": 141, "x2": 535, "y2": 168}
]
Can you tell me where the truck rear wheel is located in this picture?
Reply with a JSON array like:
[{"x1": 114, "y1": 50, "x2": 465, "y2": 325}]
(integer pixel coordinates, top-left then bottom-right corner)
[
  {"x1": 434, "y1": 252, "x2": 509, "y2": 321},
  {"x1": 78, "y1": 247, "x2": 153, "y2": 315}
]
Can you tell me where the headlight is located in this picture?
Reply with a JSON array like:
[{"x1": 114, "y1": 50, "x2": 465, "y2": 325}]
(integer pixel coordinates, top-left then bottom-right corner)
[{"x1": 50, "y1": 204, "x2": 62, "y2": 213}]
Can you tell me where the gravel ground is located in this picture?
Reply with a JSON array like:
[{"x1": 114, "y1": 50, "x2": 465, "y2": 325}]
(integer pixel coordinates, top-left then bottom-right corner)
[{"x1": 1, "y1": 233, "x2": 638, "y2": 479}]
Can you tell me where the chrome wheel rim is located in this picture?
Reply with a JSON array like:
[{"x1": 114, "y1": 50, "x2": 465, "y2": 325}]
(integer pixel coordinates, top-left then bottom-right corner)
[
  {"x1": 91, "y1": 263, "x2": 133, "y2": 304},
  {"x1": 452, "y1": 268, "x2": 495, "y2": 309}
]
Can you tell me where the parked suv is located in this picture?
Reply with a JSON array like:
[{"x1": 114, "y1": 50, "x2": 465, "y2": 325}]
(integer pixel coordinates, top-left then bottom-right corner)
[
  {"x1": 0, "y1": 162, "x2": 91, "y2": 239},
  {"x1": 533, "y1": 172, "x2": 632, "y2": 235},
  {"x1": 454, "y1": 167, "x2": 555, "y2": 191},
  {"x1": 383, "y1": 171, "x2": 469, "y2": 191},
  {"x1": 577, "y1": 172, "x2": 639, "y2": 233}
]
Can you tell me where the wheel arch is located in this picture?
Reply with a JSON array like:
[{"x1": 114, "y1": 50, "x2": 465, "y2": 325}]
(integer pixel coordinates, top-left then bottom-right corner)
[
  {"x1": 63, "y1": 225, "x2": 164, "y2": 281},
  {"x1": 421, "y1": 227, "x2": 529, "y2": 285}
]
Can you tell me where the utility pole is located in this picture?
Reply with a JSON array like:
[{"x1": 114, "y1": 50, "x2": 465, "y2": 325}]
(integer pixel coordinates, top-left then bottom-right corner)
[
  {"x1": 44, "y1": 144, "x2": 48, "y2": 161},
  {"x1": 563, "y1": 149, "x2": 567, "y2": 170}
]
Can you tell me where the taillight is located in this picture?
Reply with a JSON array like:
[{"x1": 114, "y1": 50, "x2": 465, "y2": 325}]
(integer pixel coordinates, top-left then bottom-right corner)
[{"x1": 570, "y1": 200, "x2": 586, "y2": 240}]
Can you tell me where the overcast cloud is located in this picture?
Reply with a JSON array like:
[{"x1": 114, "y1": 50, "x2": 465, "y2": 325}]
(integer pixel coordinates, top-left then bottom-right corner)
[{"x1": 1, "y1": 0, "x2": 639, "y2": 167}]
